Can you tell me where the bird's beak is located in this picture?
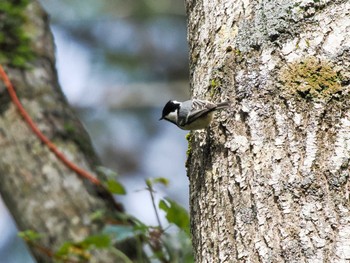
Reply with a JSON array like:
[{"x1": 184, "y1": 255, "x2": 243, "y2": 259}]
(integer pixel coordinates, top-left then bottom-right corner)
[{"x1": 159, "y1": 117, "x2": 163, "y2": 121}]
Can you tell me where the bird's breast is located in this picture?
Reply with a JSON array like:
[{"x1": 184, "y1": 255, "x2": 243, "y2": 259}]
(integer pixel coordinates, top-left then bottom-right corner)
[{"x1": 180, "y1": 112, "x2": 214, "y2": 130}]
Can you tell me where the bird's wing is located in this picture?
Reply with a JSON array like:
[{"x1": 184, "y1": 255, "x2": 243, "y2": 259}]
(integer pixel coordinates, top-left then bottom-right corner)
[
  {"x1": 180, "y1": 99, "x2": 217, "y2": 125},
  {"x1": 191, "y1": 99, "x2": 217, "y2": 111}
]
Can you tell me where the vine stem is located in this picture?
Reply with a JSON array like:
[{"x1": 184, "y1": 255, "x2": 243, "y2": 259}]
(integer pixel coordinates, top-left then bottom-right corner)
[{"x1": 0, "y1": 65, "x2": 100, "y2": 185}]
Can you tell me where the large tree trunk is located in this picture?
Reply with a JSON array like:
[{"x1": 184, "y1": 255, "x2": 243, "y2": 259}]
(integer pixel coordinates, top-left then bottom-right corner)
[
  {"x1": 0, "y1": 1, "x2": 124, "y2": 262},
  {"x1": 185, "y1": 0, "x2": 350, "y2": 262}
]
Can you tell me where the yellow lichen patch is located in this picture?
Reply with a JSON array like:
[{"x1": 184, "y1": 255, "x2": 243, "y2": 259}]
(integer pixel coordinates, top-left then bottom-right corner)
[{"x1": 279, "y1": 57, "x2": 342, "y2": 101}]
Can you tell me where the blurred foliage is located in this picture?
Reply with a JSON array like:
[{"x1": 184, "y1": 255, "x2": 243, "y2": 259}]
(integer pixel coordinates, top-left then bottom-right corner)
[
  {"x1": 96, "y1": 166, "x2": 127, "y2": 194},
  {"x1": 18, "y1": 230, "x2": 43, "y2": 242},
  {"x1": 19, "y1": 177, "x2": 193, "y2": 262},
  {"x1": 55, "y1": 234, "x2": 111, "y2": 262},
  {"x1": 159, "y1": 198, "x2": 190, "y2": 236},
  {"x1": 106, "y1": 179, "x2": 127, "y2": 195},
  {"x1": 103, "y1": 178, "x2": 193, "y2": 262}
]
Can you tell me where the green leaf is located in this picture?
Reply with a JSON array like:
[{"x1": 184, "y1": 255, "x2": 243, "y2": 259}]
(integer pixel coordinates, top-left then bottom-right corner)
[
  {"x1": 18, "y1": 230, "x2": 43, "y2": 241},
  {"x1": 132, "y1": 221, "x2": 150, "y2": 235},
  {"x1": 159, "y1": 199, "x2": 169, "y2": 211},
  {"x1": 89, "y1": 209, "x2": 105, "y2": 221},
  {"x1": 145, "y1": 178, "x2": 152, "y2": 188},
  {"x1": 146, "y1": 177, "x2": 169, "y2": 188},
  {"x1": 55, "y1": 241, "x2": 74, "y2": 257},
  {"x1": 55, "y1": 234, "x2": 111, "y2": 258},
  {"x1": 80, "y1": 234, "x2": 111, "y2": 249},
  {"x1": 106, "y1": 179, "x2": 126, "y2": 195},
  {"x1": 96, "y1": 166, "x2": 118, "y2": 178},
  {"x1": 159, "y1": 198, "x2": 190, "y2": 236},
  {"x1": 103, "y1": 225, "x2": 135, "y2": 242},
  {"x1": 152, "y1": 177, "x2": 169, "y2": 187}
]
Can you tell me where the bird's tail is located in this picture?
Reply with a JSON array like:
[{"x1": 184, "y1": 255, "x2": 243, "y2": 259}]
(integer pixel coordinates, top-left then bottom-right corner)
[{"x1": 216, "y1": 101, "x2": 231, "y2": 110}]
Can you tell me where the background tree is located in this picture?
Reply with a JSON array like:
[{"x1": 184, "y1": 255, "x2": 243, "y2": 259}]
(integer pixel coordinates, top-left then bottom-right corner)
[
  {"x1": 0, "y1": 1, "x2": 193, "y2": 262},
  {"x1": 185, "y1": 0, "x2": 350, "y2": 262},
  {"x1": 0, "y1": 1, "x2": 133, "y2": 262}
]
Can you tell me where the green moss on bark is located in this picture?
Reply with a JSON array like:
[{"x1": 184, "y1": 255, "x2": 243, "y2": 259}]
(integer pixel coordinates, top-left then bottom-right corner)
[
  {"x1": 186, "y1": 132, "x2": 193, "y2": 157},
  {"x1": 209, "y1": 78, "x2": 221, "y2": 98},
  {"x1": 0, "y1": 0, "x2": 34, "y2": 67},
  {"x1": 279, "y1": 57, "x2": 342, "y2": 101}
]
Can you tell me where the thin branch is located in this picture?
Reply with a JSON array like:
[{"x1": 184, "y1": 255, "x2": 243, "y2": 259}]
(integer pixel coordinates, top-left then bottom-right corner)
[{"x1": 147, "y1": 183, "x2": 163, "y2": 230}]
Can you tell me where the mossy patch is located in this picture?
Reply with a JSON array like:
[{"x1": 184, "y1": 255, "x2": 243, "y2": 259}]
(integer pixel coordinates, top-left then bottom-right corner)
[
  {"x1": 208, "y1": 67, "x2": 227, "y2": 99},
  {"x1": 279, "y1": 57, "x2": 342, "y2": 101},
  {"x1": 209, "y1": 78, "x2": 222, "y2": 98},
  {"x1": 185, "y1": 132, "x2": 193, "y2": 169},
  {"x1": 185, "y1": 132, "x2": 193, "y2": 157},
  {"x1": 0, "y1": 0, "x2": 34, "y2": 67}
]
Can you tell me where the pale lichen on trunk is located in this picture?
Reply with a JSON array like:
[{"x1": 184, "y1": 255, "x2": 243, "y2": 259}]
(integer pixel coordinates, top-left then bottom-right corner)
[{"x1": 185, "y1": 0, "x2": 350, "y2": 262}]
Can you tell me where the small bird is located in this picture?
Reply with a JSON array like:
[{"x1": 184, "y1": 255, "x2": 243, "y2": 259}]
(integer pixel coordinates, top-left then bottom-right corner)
[{"x1": 159, "y1": 99, "x2": 230, "y2": 130}]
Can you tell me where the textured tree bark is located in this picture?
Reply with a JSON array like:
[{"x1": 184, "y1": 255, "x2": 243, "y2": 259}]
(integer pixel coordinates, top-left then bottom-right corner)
[
  {"x1": 185, "y1": 0, "x2": 350, "y2": 262},
  {"x1": 0, "y1": 1, "x2": 124, "y2": 262}
]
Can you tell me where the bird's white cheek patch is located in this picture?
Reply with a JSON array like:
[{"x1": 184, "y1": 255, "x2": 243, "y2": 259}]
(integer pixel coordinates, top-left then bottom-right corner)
[{"x1": 165, "y1": 111, "x2": 178, "y2": 123}]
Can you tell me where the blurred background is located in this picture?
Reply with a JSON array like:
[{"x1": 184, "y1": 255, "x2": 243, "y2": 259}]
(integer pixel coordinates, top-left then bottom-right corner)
[{"x1": 0, "y1": 0, "x2": 189, "y2": 261}]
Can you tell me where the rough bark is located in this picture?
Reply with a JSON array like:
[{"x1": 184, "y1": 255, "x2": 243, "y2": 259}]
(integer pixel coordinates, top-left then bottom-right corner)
[
  {"x1": 0, "y1": 1, "x2": 124, "y2": 262},
  {"x1": 185, "y1": 0, "x2": 350, "y2": 262}
]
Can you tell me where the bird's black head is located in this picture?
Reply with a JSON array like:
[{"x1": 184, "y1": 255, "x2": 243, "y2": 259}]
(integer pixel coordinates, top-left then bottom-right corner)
[{"x1": 159, "y1": 100, "x2": 180, "y2": 120}]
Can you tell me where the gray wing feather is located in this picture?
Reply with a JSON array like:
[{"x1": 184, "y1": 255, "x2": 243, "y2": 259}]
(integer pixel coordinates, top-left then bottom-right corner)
[{"x1": 178, "y1": 99, "x2": 217, "y2": 126}]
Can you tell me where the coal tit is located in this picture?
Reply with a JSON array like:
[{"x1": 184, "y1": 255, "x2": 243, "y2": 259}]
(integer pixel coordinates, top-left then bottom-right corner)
[{"x1": 159, "y1": 99, "x2": 230, "y2": 130}]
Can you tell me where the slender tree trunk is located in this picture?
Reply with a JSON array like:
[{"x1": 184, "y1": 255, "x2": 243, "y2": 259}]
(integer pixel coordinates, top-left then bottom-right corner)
[
  {"x1": 185, "y1": 0, "x2": 350, "y2": 262},
  {"x1": 0, "y1": 1, "x2": 124, "y2": 262}
]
